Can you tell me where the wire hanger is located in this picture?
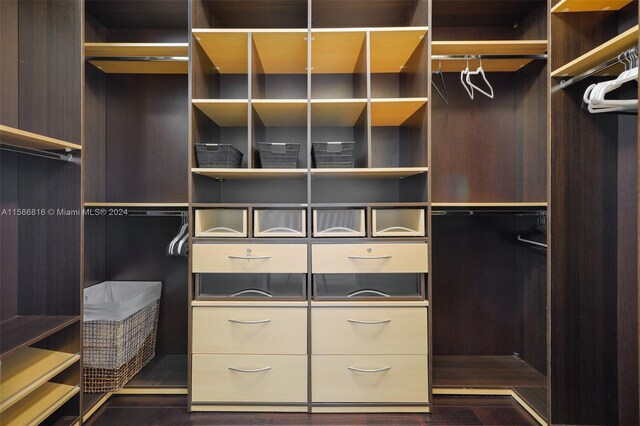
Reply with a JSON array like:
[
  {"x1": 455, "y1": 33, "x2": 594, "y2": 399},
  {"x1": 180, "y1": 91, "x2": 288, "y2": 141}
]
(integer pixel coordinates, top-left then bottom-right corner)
[
  {"x1": 465, "y1": 56, "x2": 494, "y2": 99},
  {"x1": 432, "y1": 60, "x2": 449, "y2": 104},
  {"x1": 460, "y1": 58, "x2": 474, "y2": 99}
]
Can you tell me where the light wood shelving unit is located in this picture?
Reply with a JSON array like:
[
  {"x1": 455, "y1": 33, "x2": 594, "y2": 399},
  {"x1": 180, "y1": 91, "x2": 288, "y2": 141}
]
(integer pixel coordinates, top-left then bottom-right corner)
[
  {"x1": 551, "y1": 25, "x2": 638, "y2": 77},
  {"x1": 551, "y1": 0, "x2": 633, "y2": 13},
  {"x1": 193, "y1": 30, "x2": 249, "y2": 73},
  {"x1": 0, "y1": 125, "x2": 82, "y2": 152},
  {"x1": 1, "y1": 382, "x2": 80, "y2": 426},
  {"x1": 193, "y1": 100, "x2": 249, "y2": 126},
  {"x1": 192, "y1": 168, "x2": 308, "y2": 179},
  {"x1": 252, "y1": 100, "x2": 308, "y2": 126},
  {"x1": 0, "y1": 347, "x2": 80, "y2": 412},
  {"x1": 311, "y1": 167, "x2": 428, "y2": 179},
  {"x1": 85, "y1": 42, "x2": 189, "y2": 74},
  {"x1": 311, "y1": 99, "x2": 367, "y2": 126},
  {"x1": 432, "y1": 40, "x2": 548, "y2": 72},
  {"x1": 253, "y1": 30, "x2": 308, "y2": 74},
  {"x1": 369, "y1": 27, "x2": 429, "y2": 72},
  {"x1": 370, "y1": 98, "x2": 429, "y2": 126}
]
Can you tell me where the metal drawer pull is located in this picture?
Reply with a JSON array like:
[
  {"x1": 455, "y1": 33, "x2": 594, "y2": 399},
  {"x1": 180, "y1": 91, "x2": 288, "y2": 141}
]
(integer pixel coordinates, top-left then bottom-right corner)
[
  {"x1": 228, "y1": 367, "x2": 272, "y2": 373},
  {"x1": 347, "y1": 366, "x2": 391, "y2": 373},
  {"x1": 228, "y1": 255, "x2": 271, "y2": 260},
  {"x1": 348, "y1": 289, "x2": 391, "y2": 298},
  {"x1": 347, "y1": 319, "x2": 391, "y2": 324},
  {"x1": 230, "y1": 288, "x2": 273, "y2": 298},
  {"x1": 347, "y1": 255, "x2": 392, "y2": 259},
  {"x1": 228, "y1": 319, "x2": 272, "y2": 324}
]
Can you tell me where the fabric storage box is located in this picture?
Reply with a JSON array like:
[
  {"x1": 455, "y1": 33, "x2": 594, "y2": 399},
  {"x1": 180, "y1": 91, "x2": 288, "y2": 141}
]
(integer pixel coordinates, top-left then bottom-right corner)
[
  {"x1": 313, "y1": 209, "x2": 366, "y2": 237},
  {"x1": 258, "y1": 143, "x2": 300, "y2": 168},
  {"x1": 312, "y1": 141, "x2": 355, "y2": 168},
  {"x1": 195, "y1": 144, "x2": 243, "y2": 168},
  {"x1": 83, "y1": 281, "x2": 162, "y2": 392}
]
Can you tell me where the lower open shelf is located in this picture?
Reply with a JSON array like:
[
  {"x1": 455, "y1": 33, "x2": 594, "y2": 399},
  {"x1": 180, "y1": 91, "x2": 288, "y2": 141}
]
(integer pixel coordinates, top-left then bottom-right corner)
[
  {"x1": 0, "y1": 316, "x2": 80, "y2": 359},
  {"x1": 125, "y1": 354, "x2": 188, "y2": 390},
  {"x1": 1, "y1": 382, "x2": 79, "y2": 426}
]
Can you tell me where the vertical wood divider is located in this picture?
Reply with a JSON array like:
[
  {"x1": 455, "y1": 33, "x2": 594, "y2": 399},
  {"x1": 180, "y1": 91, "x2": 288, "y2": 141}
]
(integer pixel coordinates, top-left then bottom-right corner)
[
  {"x1": 306, "y1": 0, "x2": 313, "y2": 413},
  {"x1": 248, "y1": 32, "x2": 254, "y2": 169},
  {"x1": 426, "y1": 0, "x2": 434, "y2": 408},
  {"x1": 186, "y1": 0, "x2": 194, "y2": 411},
  {"x1": 366, "y1": 31, "x2": 372, "y2": 168}
]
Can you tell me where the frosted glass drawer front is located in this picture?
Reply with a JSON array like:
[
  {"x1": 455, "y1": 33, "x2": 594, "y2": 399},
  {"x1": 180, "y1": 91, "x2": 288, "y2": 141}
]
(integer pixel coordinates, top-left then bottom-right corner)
[
  {"x1": 312, "y1": 307, "x2": 427, "y2": 354},
  {"x1": 192, "y1": 355, "x2": 307, "y2": 403},
  {"x1": 312, "y1": 244, "x2": 428, "y2": 273},
  {"x1": 313, "y1": 274, "x2": 422, "y2": 299},
  {"x1": 372, "y1": 209, "x2": 425, "y2": 237},
  {"x1": 193, "y1": 307, "x2": 307, "y2": 354},
  {"x1": 193, "y1": 244, "x2": 308, "y2": 273},
  {"x1": 195, "y1": 209, "x2": 247, "y2": 238},
  {"x1": 313, "y1": 209, "x2": 365, "y2": 237},
  {"x1": 197, "y1": 273, "x2": 306, "y2": 300},
  {"x1": 254, "y1": 209, "x2": 306, "y2": 237},
  {"x1": 312, "y1": 355, "x2": 428, "y2": 403}
]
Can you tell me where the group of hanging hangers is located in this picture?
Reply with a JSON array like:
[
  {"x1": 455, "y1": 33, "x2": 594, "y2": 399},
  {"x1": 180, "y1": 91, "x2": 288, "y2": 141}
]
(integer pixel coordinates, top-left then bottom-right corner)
[
  {"x1": 583, "y1": 48, "x2": 638, "y2": 114},
  {"x1": 167, "y1": 212, "x2": 189, "y2": 258},
  {"x1": 432, "y1": 56, "x2": 495, "y2": 104}
]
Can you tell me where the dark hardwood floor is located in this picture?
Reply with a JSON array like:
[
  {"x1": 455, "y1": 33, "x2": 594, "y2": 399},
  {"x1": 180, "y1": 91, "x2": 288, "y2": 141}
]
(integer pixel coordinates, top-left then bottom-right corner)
[{"x1": 86, "y1": 395, "x2": 538, "y2": 425}]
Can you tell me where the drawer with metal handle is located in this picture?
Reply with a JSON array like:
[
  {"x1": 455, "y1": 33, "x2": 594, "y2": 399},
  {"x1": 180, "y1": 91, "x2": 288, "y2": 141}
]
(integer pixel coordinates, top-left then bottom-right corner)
[
  {"x1": 193, "y1": 307, "x2": 307, "y2": 354},
  {"x1": 312, "y1": 307, "x2": 427, "y2": 354},
  {"x1": 312, "y1": 244, "x2": 428, "y2": 274},
  {"x1": 192, "y1": 354, "x2": 307, "y2": 403},
  {"x1": 193, "y1": 244, "x2": 308, "y2": 273},
  {"x1": 312, "y1": 354, "x2": 428, "y2": 403}
]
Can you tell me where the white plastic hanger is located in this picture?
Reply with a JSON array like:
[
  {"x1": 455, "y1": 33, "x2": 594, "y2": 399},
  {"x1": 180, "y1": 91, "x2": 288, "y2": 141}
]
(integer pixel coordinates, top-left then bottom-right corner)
[
  {"x1": 465, "y1": 57, "x2": 494, "y2": 99},
  {"x1": 460, "y1": 59, "x2": 474, "y2": 99},
  {"x1": 584, "y1": 52, "x2": 638, "y2": 114}
]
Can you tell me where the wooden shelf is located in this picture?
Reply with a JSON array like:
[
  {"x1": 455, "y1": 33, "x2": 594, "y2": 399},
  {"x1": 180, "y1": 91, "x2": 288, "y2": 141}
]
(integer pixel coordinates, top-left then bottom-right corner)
[
  {"x1": 432, "y1": 40, "x2": 548, "y2": 72},
  {"x1": 0, "y1": 125, "x2": 81, "y2": 152},
  {"x1": 252, "y1": 99, "x2": 307, "y2": 126},
  {"x1": 252, "y1": 30, "x2": 308, "y2": 74},
  {"x1": 85, "y1": 43, "x2": 188, "y2": 74},
  {"x1": 551, "y1": 25, "x2": 638, "y2": 77},
  {"x1": 82, "y1": 392, "x2": 111, "y2": 421},
  {"x1": 193, "y1": 99, "x2": 248, "y2": 127},
  {"x1": 311, "y1": 167, "x2": 428, "y2": 179},
  {"x1": 1, "y1": 347, "x2": 80, "y2": 412},
  {"x1": 552, "y1": 0, "x2": 633, "y2": 13},
  {"x1": 370, "y1": 98, "x2": 428, "y2": 126},
  {"x1": 0, "y1": 316, "x2": 80, "y2": 360},
  {"x1": 84, "y1": 202, "x2": 188, "y2": 208},
  {"x1": 370, "y1": 27, "x2": 428, "y2": 73},
  {"x1": 311, "y1": 30, "x2": 366, "y2": 74},
  {"x1": 193, "y1": 30, "x2": 248, "y2": 74},
  {"x1": 192, "y1": 168, "x2": 307, "y2": 180},
  {"x1": 432, "y1": 202, "x2": 548, "y2": 208},
  {"x1": 311, "y1": 99, "x2": 366, "y2": 126},
  {"x1": 1, "y1": 382, "x2": 79, "y2": 426}
]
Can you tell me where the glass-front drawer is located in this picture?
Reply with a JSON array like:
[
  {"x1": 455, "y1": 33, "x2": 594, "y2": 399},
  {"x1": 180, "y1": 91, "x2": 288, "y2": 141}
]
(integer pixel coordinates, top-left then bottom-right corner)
[
  {"x1": 313, "y1": 274, "x2": 423, "y2": 300},
  {"x1": 197, "y1": 273, "x2": 306, "y2": 300}
]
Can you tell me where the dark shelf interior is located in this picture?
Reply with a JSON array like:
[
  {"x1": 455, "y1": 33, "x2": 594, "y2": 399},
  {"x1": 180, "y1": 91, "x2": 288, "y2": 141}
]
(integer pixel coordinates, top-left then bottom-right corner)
[
  {"x1": 0, "y1": 315, "x2": 79, "y2": 359},
  {"x1": 126, "y1": 354, "x2": 188, "y2": 388}
]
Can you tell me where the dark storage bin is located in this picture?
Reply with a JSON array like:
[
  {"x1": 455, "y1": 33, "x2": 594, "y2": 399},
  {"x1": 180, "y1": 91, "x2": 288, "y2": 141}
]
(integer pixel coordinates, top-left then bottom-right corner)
[
  {"x1": 312, "y1": 141, "x2": 355, "y2": 168},
  {"x1": 195, "y1": 144, "x2": 243, "y2": 168},
  {"x1": 258, "y1": 143, "x2": 300, "y2": 168}
]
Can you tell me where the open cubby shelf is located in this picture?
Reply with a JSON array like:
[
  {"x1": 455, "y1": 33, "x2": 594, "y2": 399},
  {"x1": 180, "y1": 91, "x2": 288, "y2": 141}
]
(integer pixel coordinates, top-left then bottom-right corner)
[
  {"x1": 0, "y1": 125, "x2": 81, "y2": 152},
  {"x1": 193, "y1": 30, "x2": 249, "y2": 74},
  {"x1": 193, "y1": 99, "x2": 249, "y2": 127},
  {"x1": 371, "y1": 98, "x2": 428, "y2": 126},
  {"x1": 369, "y1": 27, "x2": 429, "y2": 73},
  {"x1": 252, "y1": 100, "x2": 308, "y2": 126},
  {"x1": 311, "y1": 99, "x2": 367, "y2": 126},
  {"x1": 1, "y1": 382, "x2": 79, "y2": 426},
  {"x1": 551, "y1": 25, "x2": 638, "y2": 77},
  {"x1": 0, "y1": 316, "x2": 80, "y2": 360},
  {"x1": 85, "y1": 43, "x2": 188, "y2": 74},
  {"x1": 551, "y1": 0, "x2": 633, "y2": 13}
]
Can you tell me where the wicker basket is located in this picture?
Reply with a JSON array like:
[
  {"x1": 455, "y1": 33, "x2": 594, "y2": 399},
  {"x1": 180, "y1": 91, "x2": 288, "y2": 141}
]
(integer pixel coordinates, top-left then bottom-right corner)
[
  {"x1": 258, "y1": 143, "x2": 300, "y2": 168},
  {"x1": 83, "y1": 300, "x2": 159, "y2": 393},
  {"x1": 312, "y1": 141, "x2": 355, "y2": 168},
  {"x1": 195, "y1": 144, "x2": 243, "y2": 168}
]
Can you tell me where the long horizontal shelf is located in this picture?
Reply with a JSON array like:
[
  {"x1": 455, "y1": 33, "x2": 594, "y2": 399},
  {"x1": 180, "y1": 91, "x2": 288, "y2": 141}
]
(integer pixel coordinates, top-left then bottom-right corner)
[
  {"x1": 0, "y1": 316, "x2": 80, "y2": 360},
  {"x1": 193, "y1": 31, "x2": 248, "y2": 74},
  {"x1": 252, "y1": 30, "x2": 308, "y2": 74},
  {"x1": 552, "y1": 25, "x2": 638, "y2": 77},
  {"x1": 311, "y1": 30, "x2": 366, "y2": 74},
  {"x1": 312, "y1": 168, "x2": 428, "y2": 178},
  {"x1": 370, "y1": 27, "x2": 428, "y2": 73},
  {"x1": 1, "y1": 347, "x2": 80, "y2": 412},
  {"x1": 253, "y1": 99, "x2": 307, "y2": 126},
  {"x1": 0, "y1": 125, "x2": 81, "y2": 152},
  {"x1": 432, "y1": 202, "x2": 547, "y2": 207},
  {"x1": 311, "y1": 99, "x2": 366, "y2": 126},
  {"x1": 371, "y1": 98, "x2": 428, "y2": 126},
  {"x1": 85, "y1": 43, "x2": 188, "y2": 74},
  {"x1": 1, "y1": 382, "x2": 79, "y2": 426},
  {"x1": 192, "y1": 168, "x2": 307, "y2": 179},
  {"x1": 193, "y1": 99, "x2": 248, "y2": 127},
  {"x1": 84, "y1": 202, "x2": 188, "y2": 208},
  {"x1": 432, "y1": 40, "x2": 548, "y2": 72},
  {"x1": 552, "y1": 0, "x2": 633, "y2": 13}
]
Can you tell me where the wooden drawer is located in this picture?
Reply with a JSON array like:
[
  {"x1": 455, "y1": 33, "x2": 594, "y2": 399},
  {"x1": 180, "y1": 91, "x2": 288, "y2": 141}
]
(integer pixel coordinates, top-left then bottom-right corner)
[
  {"x1": 312, "y1": 244, "x2": 428, "y2": 273},
  {"x1": 193, "y1": 244, "x2": 308, "y2": 273},
  {"x1": 312, "y1": 307, "x2": 427, "y2": 354},
  {"x1": 193, "y1": 307, "x2": 307, "y2": 354},
  {"x1": 192, "y1": 354, "x2": 307, "y2": 403},
  {"x1": 312, "y1": 355, "x2": 428, "y2": 403}
]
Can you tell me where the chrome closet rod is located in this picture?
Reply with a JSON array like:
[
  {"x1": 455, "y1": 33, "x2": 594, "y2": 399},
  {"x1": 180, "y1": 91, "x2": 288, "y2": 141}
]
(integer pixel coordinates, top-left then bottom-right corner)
[
  {"x1": 557, "y1": 46, "x2": 638, "y2": 90},
  {"x1": 0, "y1": 144, "x2": 75, "y2": 162},
  {"x1": 85, "y1": 56, "x2": 188, "y2": 62},
  {"x1": 432, "y1": 209, "x2": 546, "y2": 216},
  {"x1": 84, "y1": 210, "x2": 187, "y2": 217},
  {"x1": 431, "y1": 54, "x2": 548, "y2": 60}
]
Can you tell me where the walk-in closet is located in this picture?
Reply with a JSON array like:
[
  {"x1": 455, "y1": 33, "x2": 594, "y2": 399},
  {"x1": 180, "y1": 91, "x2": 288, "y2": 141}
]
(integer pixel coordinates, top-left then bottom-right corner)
[{"x1": 1, "y1": 0, "x2": 640, "y2": 425}]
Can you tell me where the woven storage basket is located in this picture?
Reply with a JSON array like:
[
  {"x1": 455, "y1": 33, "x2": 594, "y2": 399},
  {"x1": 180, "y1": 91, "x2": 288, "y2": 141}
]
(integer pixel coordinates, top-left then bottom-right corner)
[
  {"x1": 195, "y1": 144, "x2": 243, "y2": 168},
  {"x1": 312, "y1": 141, "x2": 355, "y2": 168},
  {"x1": 83, "y1": 300, "x2": 159, "y2": 392},
  {"x1": 258, "y1": 143, "x2": 300, "y2": 168}
]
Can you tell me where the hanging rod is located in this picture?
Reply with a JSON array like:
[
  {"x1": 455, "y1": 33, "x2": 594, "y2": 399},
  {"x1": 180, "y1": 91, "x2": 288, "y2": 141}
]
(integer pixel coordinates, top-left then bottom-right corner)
[
  {"x1": 557, "y1": 47, "x2": 638, "y2": 90},
  {"x1": 84, "y1": 209, "x2": 187, "y2": 217},
  {"x1": 431, "y1": 54, "x2": 548, "y2": 60},
  {"x1": 432, "y1": 209, "x2": 546, "y2": 216},
  {"x1": 85, "y1": 56, "x2": 188, "y2": 62},
  {"x1": 0, "y1": 144, "x2": 75, "y2": 162}
]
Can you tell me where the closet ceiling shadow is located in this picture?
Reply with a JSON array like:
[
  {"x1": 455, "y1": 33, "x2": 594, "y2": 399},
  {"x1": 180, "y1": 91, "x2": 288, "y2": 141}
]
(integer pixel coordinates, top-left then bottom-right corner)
[
  {"x1": 432, "y1": 0, "x2": 545, "y2": 28},
  {"x1": 200, "y1": 0, "x2": 308, "y2": 28},
  {"x1": 312, "y1": 0, "x2": 426, "y2": 28},
  {"x1": 86, "y1": 0, "x2": 188, "y2": 29}
]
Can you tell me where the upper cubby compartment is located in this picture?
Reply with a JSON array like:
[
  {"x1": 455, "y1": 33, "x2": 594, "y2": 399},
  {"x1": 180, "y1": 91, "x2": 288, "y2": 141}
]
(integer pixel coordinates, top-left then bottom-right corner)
[
  {"x1": 312, "y1": 0, "x2": 428, "y2": 28},
  {"x1": 194, "y1": 0, "x2": 308, "y2": 29},
  {"x1": 552, "y1": 0, "x2": 633, "y2": 13}
]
